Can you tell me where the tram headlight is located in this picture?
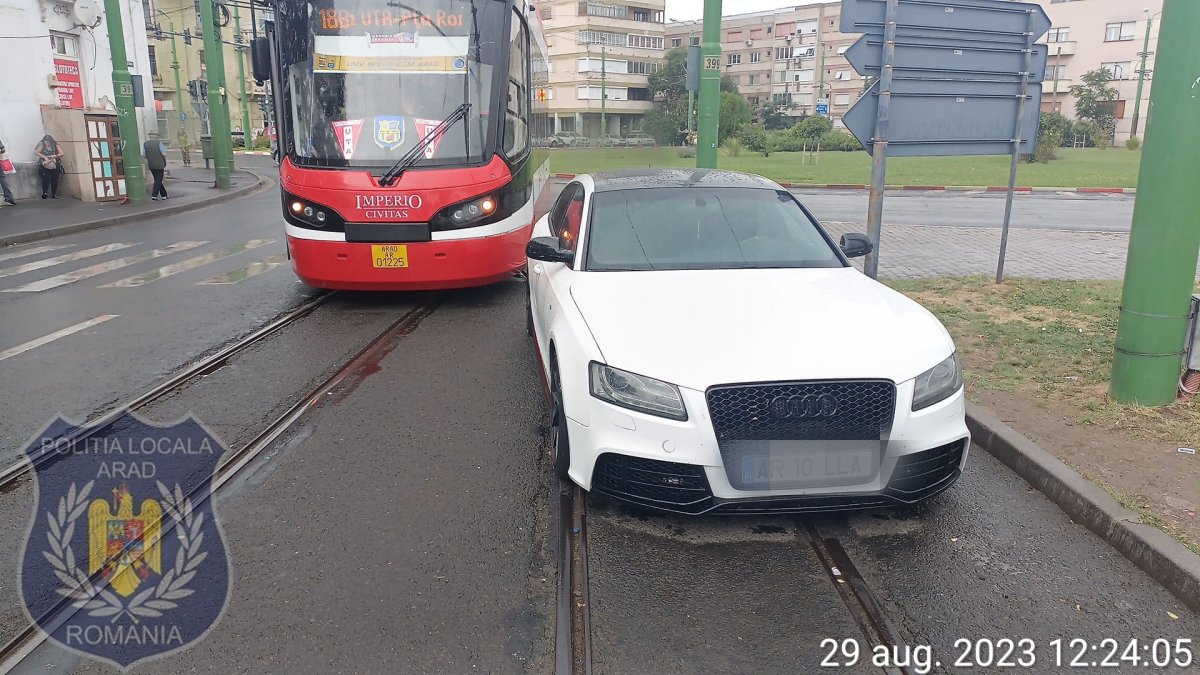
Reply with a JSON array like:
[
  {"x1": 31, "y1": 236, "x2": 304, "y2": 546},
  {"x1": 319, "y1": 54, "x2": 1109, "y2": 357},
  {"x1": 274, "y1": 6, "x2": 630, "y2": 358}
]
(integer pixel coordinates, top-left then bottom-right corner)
[
  {"x1": 282, "y1": 191, "x2": 343, "y2": 232},
  {"x1": 431, "y1": 193, "x2": 501, "y2": 231}
]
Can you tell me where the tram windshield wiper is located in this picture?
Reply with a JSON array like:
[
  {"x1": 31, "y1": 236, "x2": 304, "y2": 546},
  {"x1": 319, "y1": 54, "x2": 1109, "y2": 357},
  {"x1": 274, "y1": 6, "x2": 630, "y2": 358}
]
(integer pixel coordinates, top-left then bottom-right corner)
[{"x1": 377, "y1": 103, "x2": 471, "y2": 187}]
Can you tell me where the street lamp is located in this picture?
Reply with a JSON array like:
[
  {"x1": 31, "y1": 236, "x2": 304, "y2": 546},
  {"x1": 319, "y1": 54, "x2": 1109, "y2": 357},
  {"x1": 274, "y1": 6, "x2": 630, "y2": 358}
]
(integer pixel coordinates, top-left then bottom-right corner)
[{"x1": 1130, "y1": 8, "x2": 1162, "y2": 140}]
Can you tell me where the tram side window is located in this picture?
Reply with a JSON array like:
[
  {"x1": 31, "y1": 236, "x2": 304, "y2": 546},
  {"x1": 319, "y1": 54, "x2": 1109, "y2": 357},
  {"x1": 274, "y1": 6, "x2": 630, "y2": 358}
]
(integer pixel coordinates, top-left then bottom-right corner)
[{"x1": 504, "y1": 11, "x2": 530, "y2": 158}]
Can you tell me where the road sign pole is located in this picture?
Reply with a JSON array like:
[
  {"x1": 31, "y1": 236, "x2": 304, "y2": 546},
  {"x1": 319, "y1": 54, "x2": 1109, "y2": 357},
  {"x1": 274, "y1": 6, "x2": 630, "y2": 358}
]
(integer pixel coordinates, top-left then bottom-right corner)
[
  {"x1": 1110, "y1": 0, "x2": 1200, "y2": 405},
  {"x1": 102, "y1": 0, "x2": 146, "y2": 203},
  {"x1": 995, "y1": 8, "x2": 1037, "y2": 284},
  {"x1": 1129, "y1": 12, "x2": 1154, "y2": 140},
  {"x1": 862, "y1": 0, "x2": 897, "y2": 279},
  {"x1": 199, "y1": 0, "x2": 233, "y2": 188},
  {"x1": 695, "y1": 0, "x2": 722, "y2": 169}
]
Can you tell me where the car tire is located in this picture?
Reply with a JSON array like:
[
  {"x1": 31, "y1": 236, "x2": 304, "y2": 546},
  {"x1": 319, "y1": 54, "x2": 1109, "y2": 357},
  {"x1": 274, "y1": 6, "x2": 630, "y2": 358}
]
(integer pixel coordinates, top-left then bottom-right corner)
[{"x1": 549, "y1": 357, "x2": 571, "y2": 481}]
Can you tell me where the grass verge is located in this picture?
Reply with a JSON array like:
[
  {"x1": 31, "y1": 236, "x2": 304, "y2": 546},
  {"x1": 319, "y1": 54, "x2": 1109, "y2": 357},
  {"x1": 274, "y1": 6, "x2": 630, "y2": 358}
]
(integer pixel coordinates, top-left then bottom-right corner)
[{"x1": 550, "y1": 147, "x2": 1141, "y2": 188}]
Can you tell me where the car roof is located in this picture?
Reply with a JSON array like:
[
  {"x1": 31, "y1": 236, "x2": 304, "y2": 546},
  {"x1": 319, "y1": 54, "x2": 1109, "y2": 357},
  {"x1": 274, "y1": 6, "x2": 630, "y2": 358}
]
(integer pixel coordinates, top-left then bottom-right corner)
[{"x1": 588, "y1": 169, "x2": 783, "y2": 193}]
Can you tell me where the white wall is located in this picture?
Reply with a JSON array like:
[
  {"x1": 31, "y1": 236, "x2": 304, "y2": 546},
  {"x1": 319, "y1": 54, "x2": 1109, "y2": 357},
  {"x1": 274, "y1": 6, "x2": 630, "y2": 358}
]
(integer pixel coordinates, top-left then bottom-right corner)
[{"x1": 0, "y1": 0, "x2": 156, "y2": 162}]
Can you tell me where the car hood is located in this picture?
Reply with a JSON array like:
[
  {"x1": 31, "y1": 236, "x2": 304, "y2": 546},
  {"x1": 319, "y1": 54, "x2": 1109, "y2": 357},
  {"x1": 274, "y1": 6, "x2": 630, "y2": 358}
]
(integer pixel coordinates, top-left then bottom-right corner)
[{"x1": 569, "y1": 268, "x2": 954, "y2": 391}]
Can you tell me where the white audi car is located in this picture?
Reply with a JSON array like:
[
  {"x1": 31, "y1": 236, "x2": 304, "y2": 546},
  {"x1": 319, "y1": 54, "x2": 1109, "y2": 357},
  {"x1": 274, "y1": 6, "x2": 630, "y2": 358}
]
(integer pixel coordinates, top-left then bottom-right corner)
[{"x1": 525, "y1": 169, "x2": 969, "y2": 514}]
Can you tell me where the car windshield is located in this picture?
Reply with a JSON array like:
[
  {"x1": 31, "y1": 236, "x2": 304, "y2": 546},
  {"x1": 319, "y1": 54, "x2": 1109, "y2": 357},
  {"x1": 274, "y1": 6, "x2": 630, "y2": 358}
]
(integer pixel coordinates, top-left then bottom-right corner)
[
  {"x1": 584, "y1": 187, "x2": 845, "y2": 271},
  {"x1": 278, "y1": 0, "x2": 500, "y2": 168}
]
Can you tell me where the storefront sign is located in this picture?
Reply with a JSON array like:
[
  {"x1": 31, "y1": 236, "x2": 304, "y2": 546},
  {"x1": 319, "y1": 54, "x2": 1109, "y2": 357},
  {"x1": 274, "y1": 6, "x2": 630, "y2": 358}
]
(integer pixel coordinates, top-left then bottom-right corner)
[{"x1": 54, "y1": 58, "x2": 84, "y2": 109}]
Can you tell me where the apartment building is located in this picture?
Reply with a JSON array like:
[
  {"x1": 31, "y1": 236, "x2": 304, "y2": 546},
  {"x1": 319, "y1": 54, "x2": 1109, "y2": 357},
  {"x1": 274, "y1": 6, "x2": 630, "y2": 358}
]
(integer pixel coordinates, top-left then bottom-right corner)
[
  {"x1": 538, "y1": 0, "x2": 666, "y2": 139},
  {"x1": 143, "y1": 0, "x2": 268, "y2": 146},
  {"x1": 666, "y1": 2, "x2": 867, "y2": 126},
  {"x1": 1036, "y1": 0, "x2": 1162, "y2": 143}
]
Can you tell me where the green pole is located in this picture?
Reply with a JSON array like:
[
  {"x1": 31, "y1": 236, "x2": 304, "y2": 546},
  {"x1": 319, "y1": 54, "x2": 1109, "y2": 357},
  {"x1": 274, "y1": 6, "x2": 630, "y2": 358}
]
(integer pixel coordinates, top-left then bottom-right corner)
[
  {"x1": 102, "y1": 0, "x2": 146, "y2": 202},
  {"x1": 600, "y1": 46, "x2": 607, "y2": 145},
  {"x1": 199, "y1": 0, "x2": 233, "y2": 187},
  {"x1": 159, "y1": 15, "x2": 185, "y2": 136},
  {"x1": 1110, "y1": 0, "x2": 1200, "y2": 405},
  {"x1": 687, "y1": 28, "x2": 696, "y2": 134},
  {"x1": 233, "y1": 4, "x2": 252, "y2": 146},
  {"x1": 1129, "y1": 12, "x2": 1154, "y2": 140},
  {"x1": 695, "y1": 0, "x2": 722, "y2": 168}
]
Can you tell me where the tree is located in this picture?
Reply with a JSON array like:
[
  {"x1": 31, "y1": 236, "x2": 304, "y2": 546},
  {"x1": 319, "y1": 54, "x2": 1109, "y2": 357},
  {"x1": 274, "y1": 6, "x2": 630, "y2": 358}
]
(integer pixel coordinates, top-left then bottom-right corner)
[
  {"x1": 1026, "y1": 111, "x2": 1070, "y2": 163},
  {"x1": 718, "y1": 92, "x2": 752, "y2": 143},
  {"x1": 1069, "y1": 68, "x2": 1119, "y2": 147},
  {"x1": 736, "y1": 123, "x2": 770, "y2": 156},
  {"x1": 646, "y1": 48, "x2": 741, "y2": 144},
  {"x1": 758, "y1": 103, "x2": 790, "y2": 131},
  {"x1": 793, "y1": 115, "x2": 832, "y2": 141}
]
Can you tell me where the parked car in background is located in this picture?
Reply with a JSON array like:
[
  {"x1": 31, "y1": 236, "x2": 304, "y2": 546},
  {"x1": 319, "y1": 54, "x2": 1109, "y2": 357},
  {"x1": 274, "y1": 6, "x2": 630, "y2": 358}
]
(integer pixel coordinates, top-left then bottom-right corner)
[
  {"x1": 549, "y1": 131, "x2": 589, "y2": 148},
  {"x1": 623, "y1": 131, "x2": 656, "y2": 147}
]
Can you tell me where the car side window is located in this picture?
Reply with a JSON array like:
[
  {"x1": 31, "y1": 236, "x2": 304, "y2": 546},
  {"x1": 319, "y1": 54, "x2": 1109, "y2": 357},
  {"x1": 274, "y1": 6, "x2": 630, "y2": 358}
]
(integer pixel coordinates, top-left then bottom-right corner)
[
  {"x1": 560, "y1": 189, "x2": 585, "y2": 251},
  {"x1": 549, "y1": 184, "x2": 582, "y2": 242}
]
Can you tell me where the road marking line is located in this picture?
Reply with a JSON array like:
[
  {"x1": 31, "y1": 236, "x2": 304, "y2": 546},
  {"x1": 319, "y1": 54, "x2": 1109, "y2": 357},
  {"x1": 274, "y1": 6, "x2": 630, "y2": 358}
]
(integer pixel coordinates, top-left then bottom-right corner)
[
  {"x1": 196, "y1": 253, "x2": 287, "y2": 285},
  {"x1": 0, "y1": 315, "x2": 120, "y2": 362},
  {"x1": 0, "y1": 243, "x2": 137, "y2": 279},
  {"x1": 2, "y1": 242, "x2": 209, "y2": 292},
  {"x1": 0, "y1": 244, "x2": 76, "y2": 264},
  {"x1": 101, "y1": 239, "x2": 275, "y2": 288}
]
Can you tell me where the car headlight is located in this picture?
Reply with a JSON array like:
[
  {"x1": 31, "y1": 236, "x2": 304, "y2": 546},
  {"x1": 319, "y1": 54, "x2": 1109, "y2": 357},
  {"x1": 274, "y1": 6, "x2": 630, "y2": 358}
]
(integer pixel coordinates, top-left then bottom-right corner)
[
  {"x1": 589, "y1": 362, "x2": 687, "y2": 421},
  {"x1": 911, "y1": 352, "x2": 963, "y2": 411}
]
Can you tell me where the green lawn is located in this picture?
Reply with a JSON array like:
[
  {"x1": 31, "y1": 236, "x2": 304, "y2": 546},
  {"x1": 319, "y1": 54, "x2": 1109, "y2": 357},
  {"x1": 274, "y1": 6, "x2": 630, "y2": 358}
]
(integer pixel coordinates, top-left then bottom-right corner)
[{"x1": 548, "y1": 147, "x2": 1141, "y2": 188}]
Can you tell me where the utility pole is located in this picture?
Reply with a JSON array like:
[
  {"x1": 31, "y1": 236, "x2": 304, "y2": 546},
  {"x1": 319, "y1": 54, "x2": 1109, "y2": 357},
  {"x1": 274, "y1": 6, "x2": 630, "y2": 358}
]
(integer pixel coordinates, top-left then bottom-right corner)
[
  {"x1": 102, "y1": 0, "x2": 146, "y2": 202},
  {"x1": 862, "y1": 0, "x2": 898, "y2": 279},
  {"x1": 233, "y1": 3, "x2": 252, "y2": 145},
  {"x1": 1129, "y1": 10, "x2": 1157, "y2": 140},
  {"x1": 600, "y1": 45, "x2": 607, "y2": 145},
  {"x1": 695, "y1": 0, "x2": 723, "y2": 168},
  {"x1": 199, "y1": 0, "x2": 233, "y2": 187},
  {"x1": 1110, "y1": 0, "x2": 1200, "y2": 405},
  {"x1": 688, "y1": 27, "x2": 696, "y2": 133},
  {"x1": 158, "y1": 13, "x2": 185, "y2": 138}
]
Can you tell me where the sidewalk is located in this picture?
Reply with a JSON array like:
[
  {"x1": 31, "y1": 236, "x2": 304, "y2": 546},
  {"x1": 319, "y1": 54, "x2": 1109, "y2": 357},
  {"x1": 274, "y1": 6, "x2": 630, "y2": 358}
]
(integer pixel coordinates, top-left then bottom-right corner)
[{"x1": 0, "y1": 162, "x2": 266, "y2": 246}]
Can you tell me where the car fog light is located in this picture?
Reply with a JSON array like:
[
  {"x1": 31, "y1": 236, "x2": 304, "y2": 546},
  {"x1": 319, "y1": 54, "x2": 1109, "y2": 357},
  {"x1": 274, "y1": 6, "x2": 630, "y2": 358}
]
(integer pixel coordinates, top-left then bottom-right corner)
[
  {"x1": 303, "y1": 206, "x2": 314, "y2": 218},
  {"x1": 316, "y1": 211, "x2": 327, "y2": 223}
]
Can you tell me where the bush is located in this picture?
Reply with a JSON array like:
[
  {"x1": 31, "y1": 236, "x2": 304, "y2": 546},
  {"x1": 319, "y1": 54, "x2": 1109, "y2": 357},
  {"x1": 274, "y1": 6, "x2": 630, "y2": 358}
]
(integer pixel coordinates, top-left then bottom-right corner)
[
  {"x1": 1026, "y1": 111, "x2": 1069, "y2": 163},
  {"x1": 736, "y1": 123, "x2": 770, "y2": 156},
  {"x1": 1125, "y1": 136, "x2": 1141, "y2": 151},
  {"x1": 1067, "y1": 121, "x2": 1097, "y2": 148},
  {"x1": 721, "y1": 137, "x2": 744, "y2": 157},
  {"x1": 677, "y1": 146, "x2": 696, "y2": 159},
  {"x1": 231, "y1": 136, "x2": 246, "y2": 149},
  {"x1": 769, "y1": 130, "x2": 805, "y2": 152},
  {"x1": 254, "y1": 135, "x2": 271, "y2": 150},
  {"x1": 817, "y1": 130, "x2": 862, "y2": 151}
]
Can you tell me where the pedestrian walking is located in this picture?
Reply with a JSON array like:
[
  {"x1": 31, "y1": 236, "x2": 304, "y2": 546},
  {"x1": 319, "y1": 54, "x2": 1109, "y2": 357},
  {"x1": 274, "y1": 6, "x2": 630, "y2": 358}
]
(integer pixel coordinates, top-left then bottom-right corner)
[
  {"x1": 143, "y1": 131, "x2": 169, "y2": 200},
  {"x1": 33, "y1": 134, "x2": 64, "y2": 199},
  {"x1": 0, "y1": 138, "x2": 16, "y2": 206}
]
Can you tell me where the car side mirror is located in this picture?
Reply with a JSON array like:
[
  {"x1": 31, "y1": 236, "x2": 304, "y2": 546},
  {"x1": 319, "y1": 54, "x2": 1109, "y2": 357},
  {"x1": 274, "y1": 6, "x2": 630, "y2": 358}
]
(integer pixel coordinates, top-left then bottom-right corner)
[
  {"x1": 250, "y1": 37, "x2": 271, "y2": 83},
  {"x1": 526, "y1": 237, "x2": 574, "y2": 266},
  {"x1": 840, "y1": 233, "x2": 873, "y2": 258}
]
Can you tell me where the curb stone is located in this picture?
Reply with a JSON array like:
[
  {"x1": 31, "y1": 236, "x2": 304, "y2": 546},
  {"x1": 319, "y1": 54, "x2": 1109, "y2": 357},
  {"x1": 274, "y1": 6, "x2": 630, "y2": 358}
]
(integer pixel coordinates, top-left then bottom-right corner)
[
  {"x1": 0, "y1": 170, "x2": 273, "y2": 247},
  {"x1": 549, "y1": 174, "x2": 1134, "y2": 193},
  {"x1": 966, "y1": 402, "x2": 1200, "y2": 614}
]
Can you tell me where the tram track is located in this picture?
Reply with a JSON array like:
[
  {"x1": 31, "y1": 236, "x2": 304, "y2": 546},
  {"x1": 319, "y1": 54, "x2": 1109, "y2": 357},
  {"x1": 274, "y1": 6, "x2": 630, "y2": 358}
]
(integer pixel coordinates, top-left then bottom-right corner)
[
  {"x1": 0, "y1": 297, "x2": 440, "y2": 673},
  {"x1": 0, "y1": 291, "x2": 338, "y2": 494}
]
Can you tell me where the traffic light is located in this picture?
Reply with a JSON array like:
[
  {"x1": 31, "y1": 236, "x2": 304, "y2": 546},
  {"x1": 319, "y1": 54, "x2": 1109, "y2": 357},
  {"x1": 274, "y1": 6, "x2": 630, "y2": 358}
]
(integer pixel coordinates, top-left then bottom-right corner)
[
  {"x1": 182, "y1": 28, "x2": 192, "y2": 45},
  {"x1": 187, "y1": 79, "x2": 199, "y2": 98},
  {"x1": 198, "y1": 80, "x2": 208, "y2": 99}
]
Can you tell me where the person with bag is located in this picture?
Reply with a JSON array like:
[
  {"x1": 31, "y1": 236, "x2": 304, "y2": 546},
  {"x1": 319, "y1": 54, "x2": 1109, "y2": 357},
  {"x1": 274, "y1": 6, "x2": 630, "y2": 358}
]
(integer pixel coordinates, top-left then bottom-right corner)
[
  {"x1": 34, "y1": 134, "x2": 64, "y2": 199},
  {"x1": 143, "y1": 131, "x2": 169, "y2": 200},
  {"x1": 0, "y1": 138, "x2": 16, "y2": 206}
]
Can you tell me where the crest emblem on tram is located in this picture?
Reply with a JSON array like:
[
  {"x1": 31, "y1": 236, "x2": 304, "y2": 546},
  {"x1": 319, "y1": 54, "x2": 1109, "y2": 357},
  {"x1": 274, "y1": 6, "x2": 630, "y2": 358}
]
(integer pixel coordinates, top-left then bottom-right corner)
[
  {"x1": 373, "y1": 116, "x2": 406, "y2": 150},
  {"x1": 18, "y1": 412, "x2": 231, "y2": 669}
]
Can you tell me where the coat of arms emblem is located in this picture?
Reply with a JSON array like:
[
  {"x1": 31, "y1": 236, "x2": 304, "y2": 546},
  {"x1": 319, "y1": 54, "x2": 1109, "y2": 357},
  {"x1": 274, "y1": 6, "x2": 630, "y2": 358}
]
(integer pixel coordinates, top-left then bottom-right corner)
[
  {"x1": 373, "y1": 115, "x2": 407, "y2": 150},
  {"x1": 18, "y1": 413, "x2": 231, "y2": 669}
]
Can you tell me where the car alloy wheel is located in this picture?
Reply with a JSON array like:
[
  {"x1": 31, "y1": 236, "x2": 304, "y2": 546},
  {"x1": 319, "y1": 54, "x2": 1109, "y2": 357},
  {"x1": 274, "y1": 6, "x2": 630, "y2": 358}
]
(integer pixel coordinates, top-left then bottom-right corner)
[{"x1": 549, "y1": 359, "x2": 571, "y2": 480}]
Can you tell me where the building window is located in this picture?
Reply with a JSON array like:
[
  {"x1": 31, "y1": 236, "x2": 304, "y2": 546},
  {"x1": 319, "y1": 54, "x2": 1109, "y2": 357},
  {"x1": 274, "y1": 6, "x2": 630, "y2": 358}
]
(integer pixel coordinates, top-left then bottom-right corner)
[
  {"x1": 577, "y1": 30, "x2": 624, "y2": 47},
  {"x1": 148, "y1": 45, "x2": 158, "y2": 76},
  {"x1": 630, "y1": 8, "x2": 661, "y2": 23},
  {"x1": 690, "y1": 36, "x2": 699, "y2": 46},
  {"x1": 577, "y1": 85, "x2": 628, "y2": 100},
  {"x1": 747, "y1": 74, "x2": 758, "y2": 85},
  {"x1": 629, "y1": 87, "x2": 650, "y2": 101},
  {"x1": 797, "y1": 20, "x2": 817, "y2": 34},
  {"x1": 1099, "y1": 100, "x2": 1126, "y2": 118},
  {"x1": 727, "y1": 31, "x2": 741, "y2": 42},
  {"x1": 1104, "y1": 21, "x2": 1135, "y2": 41},
  {"x1": 1044, "y1": 64, "x2": 1066, "y2": 81},
  {"x1": 727, "y1": 53, "x2": 741, "y2": 66},
  {"x1": 1101, "y1": 61, "x2": 1132, "y2": 79},
  {"x1": 627, "y1": 34, "x2": 664, "y2": 49},
  {"x1": 834, "y1": 69, "x2": 851, "y2": 81},
  {"x1": 774, "y1": 69, "x2": 787, "y2": 83},
  {"x1": 1047, "y1": 27, "x2": 1070, "y2": 42},
  {"x1": 794, "y1": 69, "x2": 814, "y2": 83},
  {"x1": 627, "y1": 60, "x2": 662, "y2": 75},
  {"x1": 836, "y1": 44, "x2": 849, "y2": 55},
  {"x1": 748, "y1": 96, "x2": 759, "y2": 106},
  {"x1": 193, "y1": 0, "x2": 202, "y2": 30},
  {"x1": 750, "y1": 52, "x2": 761, "y2": 64},
  {"x1": 775, "y1": 47, "x2": 790, "y2": 60},
  {"x1": 750, "y1": 29, "x2": 763, "y2": 40},
  {"x1": 142, "y1": 0, "x2": 153, "y2": 27},
  {"x1": 773, "y1": 93, "x2": 792, "y2": 106},
  {"x1": 541, "y1": 6, "x2": 551, "y2": 19},
  {"x1": 50, "y1": 33, "x2": 79, "y2": 57},
  {"x1": 671, "y1": 37, "x2": 681, "y2": 48},
  {"x1": 834, "y1": 93, "x2": 850, "y2": 105},
  {"x1": 581, "y1": 2, "x2": 626, "y2": 19}
]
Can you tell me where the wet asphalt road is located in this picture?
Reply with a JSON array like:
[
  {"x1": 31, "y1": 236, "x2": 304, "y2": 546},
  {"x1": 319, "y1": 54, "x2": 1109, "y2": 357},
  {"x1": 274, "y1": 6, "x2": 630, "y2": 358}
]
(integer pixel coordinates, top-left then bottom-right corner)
[{"x1": 1, "y1": 175, "x2": 1197, "y2": 674}]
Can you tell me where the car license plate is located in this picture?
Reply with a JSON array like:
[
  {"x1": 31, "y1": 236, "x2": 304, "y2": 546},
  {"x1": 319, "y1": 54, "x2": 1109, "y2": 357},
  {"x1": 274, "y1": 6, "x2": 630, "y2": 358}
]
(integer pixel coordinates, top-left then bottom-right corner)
[
  {"x1": 371, "y1": 244, "x2": 409, "y2": 269},
  {"x1": 740, "y1": 446, "x2": 877, "y2": 489}
]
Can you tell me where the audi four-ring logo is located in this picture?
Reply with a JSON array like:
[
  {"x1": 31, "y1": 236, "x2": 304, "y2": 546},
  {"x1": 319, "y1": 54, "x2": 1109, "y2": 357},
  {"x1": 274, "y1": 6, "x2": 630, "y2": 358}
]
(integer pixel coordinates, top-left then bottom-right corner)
[{"x1": 768, "y1": 393, "x2": 839, "y2": 418}]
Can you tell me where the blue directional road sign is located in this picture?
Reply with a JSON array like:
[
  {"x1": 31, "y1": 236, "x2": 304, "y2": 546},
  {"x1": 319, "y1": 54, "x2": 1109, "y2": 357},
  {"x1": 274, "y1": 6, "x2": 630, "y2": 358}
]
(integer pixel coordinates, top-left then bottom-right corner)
[{"x1": 816, "y1": 101, "x2": 829, "y2": 116}]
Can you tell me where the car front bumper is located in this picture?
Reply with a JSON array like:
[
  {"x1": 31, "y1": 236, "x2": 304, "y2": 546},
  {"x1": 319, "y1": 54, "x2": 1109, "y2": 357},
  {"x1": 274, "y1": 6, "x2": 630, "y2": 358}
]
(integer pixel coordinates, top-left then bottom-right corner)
[{"x1": 566, "y1": 382, "x2": 970, "y2": 515}]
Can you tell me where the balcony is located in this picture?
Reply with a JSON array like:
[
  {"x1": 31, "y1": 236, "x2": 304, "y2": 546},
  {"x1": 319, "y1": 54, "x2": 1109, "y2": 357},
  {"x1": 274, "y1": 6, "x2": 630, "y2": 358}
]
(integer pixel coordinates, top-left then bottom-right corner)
[
  {"x1": 1044, "y1": 78, "x2": 1074, "y2": 92},
  {"x1": 1044, "y1": 41, "x2": 1076, "y2": 56}
]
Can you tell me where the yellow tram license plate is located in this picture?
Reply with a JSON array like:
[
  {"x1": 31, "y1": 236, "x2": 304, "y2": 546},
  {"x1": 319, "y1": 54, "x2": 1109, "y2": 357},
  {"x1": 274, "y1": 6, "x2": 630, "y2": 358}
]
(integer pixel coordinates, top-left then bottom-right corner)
[{"x1": 371, "y1": 244, "x2": 409, "y2": 269}]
